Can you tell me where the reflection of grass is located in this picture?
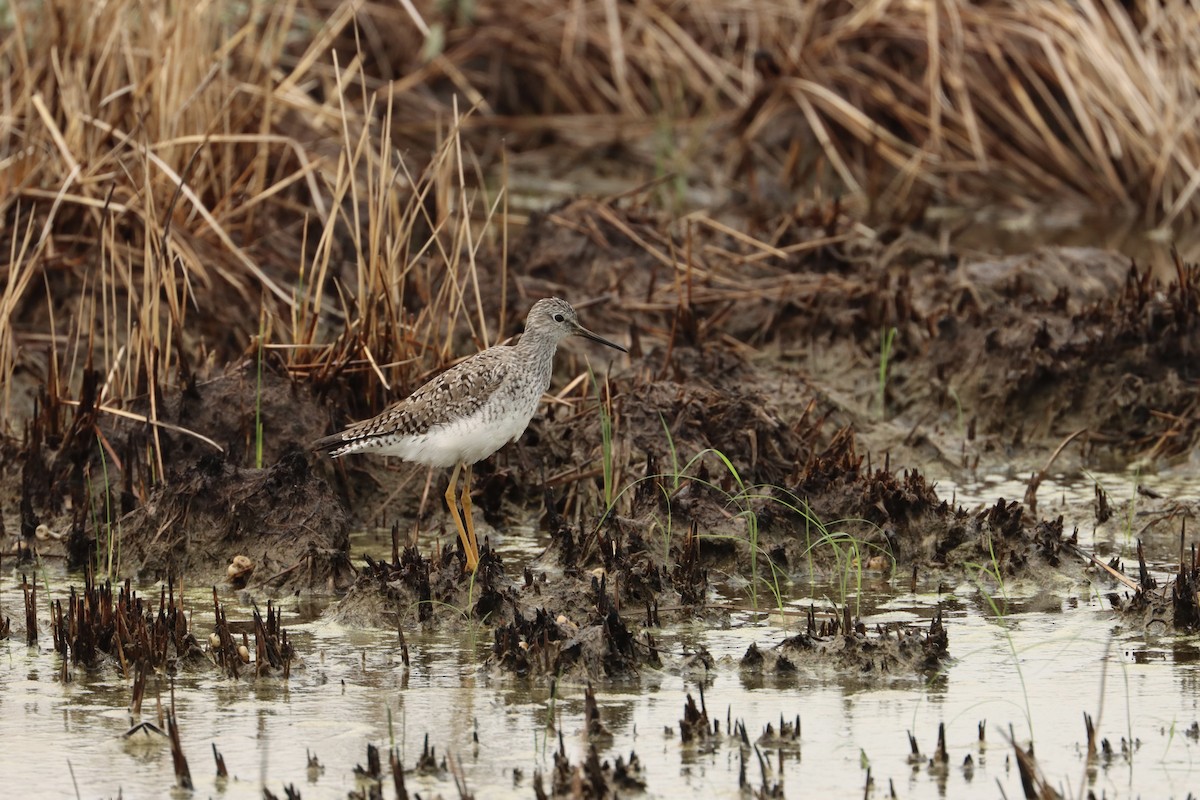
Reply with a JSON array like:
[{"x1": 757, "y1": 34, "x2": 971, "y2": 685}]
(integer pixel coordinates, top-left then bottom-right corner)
[
  {"x1": 965, "y1": 538, "x2": 1033, "y2": 742},
  {"x1": 534, "y1": 676, "x2": 561, "y2": 762},
  {"x1": 1083, "y1": 468, "x2": 1139, "y2": 557}
]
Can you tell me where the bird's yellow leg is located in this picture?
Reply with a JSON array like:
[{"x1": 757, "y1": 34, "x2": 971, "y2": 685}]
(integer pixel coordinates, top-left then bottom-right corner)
[
  {"x1": 460, "y1": 462, "x2": 480, "y2": 571},
  {"x1": 443, "y1": 462, "x2": 475, "y2": 572}
]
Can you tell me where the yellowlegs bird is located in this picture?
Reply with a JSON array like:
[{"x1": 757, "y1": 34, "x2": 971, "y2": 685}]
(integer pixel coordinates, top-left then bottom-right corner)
[{"x1": 313, "y1": 298, "x2": 627, "y2": 572}]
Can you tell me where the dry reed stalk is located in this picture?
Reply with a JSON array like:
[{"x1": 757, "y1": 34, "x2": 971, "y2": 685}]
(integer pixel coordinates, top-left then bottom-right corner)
[{"x1": 299, "y1": 90, "x2": 502, "y2": 422}]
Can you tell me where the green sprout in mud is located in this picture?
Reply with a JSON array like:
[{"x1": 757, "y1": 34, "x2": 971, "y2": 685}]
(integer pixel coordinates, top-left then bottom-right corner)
[
  {"x1": 757, "y1": 491, "x2": 884, "y2": 621},
  {"x1": 601, "y1": 418, "x2": 889, "y2": 620},
  {"x1": 590, "y1": 366, "x2": 617, "y2": 510},
  {"x1": 409, "y1": 582, "x2": 485, "y2": 628},
  {"x1": 877, "y1": 326, "x2": 898, "y2": 420}
]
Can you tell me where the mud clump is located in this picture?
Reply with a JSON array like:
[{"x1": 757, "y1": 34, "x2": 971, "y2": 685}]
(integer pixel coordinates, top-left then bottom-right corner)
[
  {"x1": 490, "y1": 575, "x2": 661, "y2": 680},
  {"x1": 534, "y1": 733, "x2": 646, "y2": 799},
  {"x1": 769, "y1": 431, "x2": 1078, "y2": 581},
  {"x1": 1110, "y1": 535, "x2": 1200, "y2": 633},
  {"x1": 331, "y1": 542, "x2": 514, "y2": 628},
  {"x1": 119, "y1": 449, "x2": 353, "y2": 592},
  {"x1": 741, "y1": 609, "x2": 948, "y2": 678}
]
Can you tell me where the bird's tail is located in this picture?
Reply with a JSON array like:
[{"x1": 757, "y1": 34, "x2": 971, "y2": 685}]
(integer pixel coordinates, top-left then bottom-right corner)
[{"x1": 311, "y1": 431, "x2": 353, "y2": 458}]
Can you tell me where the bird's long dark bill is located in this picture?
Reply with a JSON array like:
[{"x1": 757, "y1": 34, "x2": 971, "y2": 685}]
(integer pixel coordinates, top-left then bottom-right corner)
[{"x1": 576, "y1": 325, "x2": 627, "y2": 353}]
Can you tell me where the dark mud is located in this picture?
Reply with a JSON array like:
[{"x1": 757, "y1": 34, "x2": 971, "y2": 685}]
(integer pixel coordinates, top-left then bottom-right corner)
[
  {"x1": 1, "y1": 365, "x2": 350, "y2": 592},
  {"x1": 5, "y1": 201, "x2": 1200, "y2": 681},
  {"x1": 117, "y1": 449, "x2": 353, "y2": 592}
]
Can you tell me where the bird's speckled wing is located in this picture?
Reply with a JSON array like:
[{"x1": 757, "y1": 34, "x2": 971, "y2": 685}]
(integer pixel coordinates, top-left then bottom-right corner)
[{"x1": 314, "y1": 346, "x2": 510, "y2": 454}]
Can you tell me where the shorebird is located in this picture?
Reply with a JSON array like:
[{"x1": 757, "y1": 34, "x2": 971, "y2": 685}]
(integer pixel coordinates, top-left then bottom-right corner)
[{"x1": 313, "y1": 297, "x2": 627, "y2": 572}]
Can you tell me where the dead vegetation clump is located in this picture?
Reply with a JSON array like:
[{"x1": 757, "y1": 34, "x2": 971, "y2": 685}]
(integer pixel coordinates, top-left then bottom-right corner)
[
  {"x1": 327, "y1": 1, "x2": 1200, "y2": 223},
  {"x1": 778, "y1": 431, "x2": 1079, "y2": 579},
  {"x1": 740, "y1": 609, "x2": 949, "y2": 679},
  {"x1": 533, "y1": 733, "x2": 646, "y2": 799},
  {"x1": 38, "y1": 570, "x2": 299, "y2": 681},
  {"x1": 731, "y1": 1, "x2": 1200, "y2": 224},
  {"x1": 330, "y1": 541, "x2": 513, "y2": 629},
  {"x1": 490, "y1": 575, "x2": 659, "y2": 680},
  {"x1": 47, "y1": 573, "x2": 205, "y2": 677},
  {"x1": 1109, "y1": 527, "x2": 1200, "y2": 634},
  {"x1": 208, "y1": 589, "x2": 296, "y2": 679}
]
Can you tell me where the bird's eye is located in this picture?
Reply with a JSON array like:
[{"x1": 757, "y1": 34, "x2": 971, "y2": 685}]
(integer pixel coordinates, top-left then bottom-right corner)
[{"x1": 553, "y1": 313, "x2": 565, "y2": 322}]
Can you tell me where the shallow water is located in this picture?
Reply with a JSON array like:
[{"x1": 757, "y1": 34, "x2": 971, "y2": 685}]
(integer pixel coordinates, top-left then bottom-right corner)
[{"x1": 3, "y1": 473, "x2": 1200, "y2": 798}]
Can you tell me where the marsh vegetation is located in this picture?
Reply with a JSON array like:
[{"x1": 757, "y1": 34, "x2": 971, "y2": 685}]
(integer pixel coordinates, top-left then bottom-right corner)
[{"x1": 3, "y1": 1, "x2": 1200, "y2": 796}]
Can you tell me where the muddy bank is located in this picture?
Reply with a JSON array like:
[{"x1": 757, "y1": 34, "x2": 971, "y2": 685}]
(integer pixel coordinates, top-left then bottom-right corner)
[
  {"x1": 297, "y1": 205, "x2": 1200, "y2": 658},
  {"x1": 118, "y1": 450, "x2": 353, "y2": 592},
  {"x1": 511, "y1": 201, "x2": 1200, "y2": 472},
  {"x1": 5, "y1": 202, "x2": 1199, "y2": 659},
  {"x1": 740, "y1": 611, "x2": 948, "y2": 679},
  {"x1": 0, "y1": 365, "x2": 350, "y2": 592}
]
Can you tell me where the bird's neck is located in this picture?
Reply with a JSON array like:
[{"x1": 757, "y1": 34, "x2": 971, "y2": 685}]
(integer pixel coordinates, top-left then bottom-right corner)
[
  {"x1": 514, "y1": 330, "x2": 560, "y2": 386},
  {"x1": 515, "y1": 330, "x2": 559, "y2": 359}
]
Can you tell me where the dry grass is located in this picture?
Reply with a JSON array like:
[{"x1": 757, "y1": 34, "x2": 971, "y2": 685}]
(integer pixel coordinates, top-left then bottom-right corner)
[
  {"x1": 2, "y1": 0, "x2": 1199, "y2": 440},
  {"x1": 0, "y1": 0, "x2": 499, "y2": 445},
  {"x1": 411, "y1": 0, "x2": 1199, "y2": 222}
]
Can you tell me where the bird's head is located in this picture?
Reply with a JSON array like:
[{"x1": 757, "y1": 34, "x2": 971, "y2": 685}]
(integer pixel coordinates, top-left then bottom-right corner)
[{"x1": 526, "y1": 297, "x2": 627, "y2": 352}]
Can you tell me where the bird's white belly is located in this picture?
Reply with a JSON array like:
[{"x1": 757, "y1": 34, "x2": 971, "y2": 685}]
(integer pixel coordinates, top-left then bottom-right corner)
[{"x1": 377, "y1": 399, "x2": 535, "y2": 467}]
